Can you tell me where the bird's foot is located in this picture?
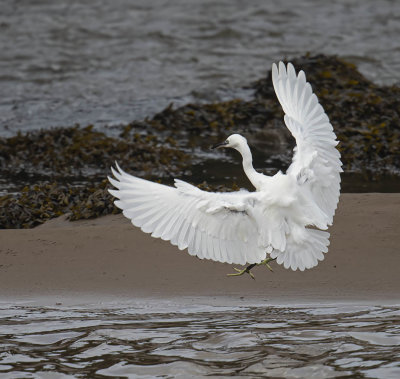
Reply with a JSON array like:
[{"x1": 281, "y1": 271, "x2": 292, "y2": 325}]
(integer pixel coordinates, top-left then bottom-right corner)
[
  {"x1": 227, "y1": 263, "x2": 256, "y2": 280},
  {"x1": 259, "y1": 257, "x2": 276, "y2": 272},
  {"x1": 227, "y1": 258, "x2": 276, "y2": 279}
]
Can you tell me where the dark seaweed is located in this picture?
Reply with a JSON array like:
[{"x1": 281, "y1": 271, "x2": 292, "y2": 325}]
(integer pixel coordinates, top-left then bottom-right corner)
[{"x1": 1, "y1": 55, "x2": 399, "y2": 228}]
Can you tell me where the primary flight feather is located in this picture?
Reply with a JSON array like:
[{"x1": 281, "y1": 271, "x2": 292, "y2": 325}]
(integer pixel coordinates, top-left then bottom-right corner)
[{"x1": 108, "y1": 62, "x2": 342, "y2": 272}]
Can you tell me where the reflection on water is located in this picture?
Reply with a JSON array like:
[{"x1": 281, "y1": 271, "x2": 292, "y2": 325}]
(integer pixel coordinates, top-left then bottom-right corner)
[{"x1": 0, "y1": 303, "x2": 399, "y2": 378}]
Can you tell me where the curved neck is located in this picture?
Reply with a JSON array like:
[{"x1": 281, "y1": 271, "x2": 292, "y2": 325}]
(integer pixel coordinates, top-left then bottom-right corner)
[{"x1": 236, "y1": 142, "x2": 260, "y2": 190}]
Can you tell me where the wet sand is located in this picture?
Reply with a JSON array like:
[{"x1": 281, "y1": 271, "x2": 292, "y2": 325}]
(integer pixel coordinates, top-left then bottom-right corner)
[{"x1": 0, "y1": 193, "x2": 399, "y2": 305}]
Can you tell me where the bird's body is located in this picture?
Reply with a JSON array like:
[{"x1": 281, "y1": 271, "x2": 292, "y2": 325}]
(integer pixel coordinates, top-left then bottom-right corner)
[{"x1": 108, "y1": 62, "x2": 342, "y2": 272}]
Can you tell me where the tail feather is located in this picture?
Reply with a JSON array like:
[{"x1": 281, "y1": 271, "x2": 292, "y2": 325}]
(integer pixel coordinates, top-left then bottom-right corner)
[{"x1": 270, "y1": 229, "x2": 330, "y2": 271}]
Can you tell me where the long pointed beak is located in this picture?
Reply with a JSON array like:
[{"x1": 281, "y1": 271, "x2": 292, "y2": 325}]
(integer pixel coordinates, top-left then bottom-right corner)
[{"x1": 211, "y1": 141, "x2": 228, "y2": 149}]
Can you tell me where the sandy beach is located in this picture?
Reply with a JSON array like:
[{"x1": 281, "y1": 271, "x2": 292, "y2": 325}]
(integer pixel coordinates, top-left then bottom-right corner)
[{"x1": 0, "y1": 193, "x2": 399, "y2": 306}]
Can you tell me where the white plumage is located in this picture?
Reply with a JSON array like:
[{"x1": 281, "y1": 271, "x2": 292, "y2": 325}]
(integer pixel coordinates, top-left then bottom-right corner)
[{"x1": 108, "y1": 62, "x2": 342, "y2": 271}]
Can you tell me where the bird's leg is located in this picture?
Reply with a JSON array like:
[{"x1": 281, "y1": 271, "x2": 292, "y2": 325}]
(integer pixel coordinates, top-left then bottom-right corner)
[
  {"x1": 257, "y1": 258, "x2": 276, "y2": 272},
  {"x1": 227, "y1": 263, "x2": 257, "y2": 280},
  {"x1": 259, "y1": 257, "x2": 276, "y2": 272},
  {"x1": 227, "y1": 257, "x2": 276, "y2": 279}
]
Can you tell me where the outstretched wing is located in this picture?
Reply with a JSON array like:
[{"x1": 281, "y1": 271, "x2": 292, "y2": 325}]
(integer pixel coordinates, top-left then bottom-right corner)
[
  {"x1": 108, "y1": 164, "x2": 267, "y2": 265},
  {"x1": 272, "y1": 62, "x2": 342, "y2": 226}
]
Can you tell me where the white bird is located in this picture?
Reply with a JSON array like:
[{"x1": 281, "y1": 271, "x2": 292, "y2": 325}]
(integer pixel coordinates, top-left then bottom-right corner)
[{"x1": 108, "y1": 62, "x2": 342, "y2": 277}]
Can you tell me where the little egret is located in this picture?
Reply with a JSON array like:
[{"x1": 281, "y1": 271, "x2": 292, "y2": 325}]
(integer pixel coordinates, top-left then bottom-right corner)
[{"x1": 108, "y1": 62, "x2": 342, "y2": 278}]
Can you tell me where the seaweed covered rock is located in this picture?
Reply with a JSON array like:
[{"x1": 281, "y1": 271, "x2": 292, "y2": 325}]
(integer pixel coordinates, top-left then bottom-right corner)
[
  {"x1": 1, "y1": 54, "x2": 400, "y2": 229},
  {"x1": 0, "y1": 181, "x2": 119, "y2": 228},
  {"x1": 0, "y1": 125, "x2": 188, "y2": 183},
  {"x1": 0, "y1": 125, "x2": 191, "y2": 228}
]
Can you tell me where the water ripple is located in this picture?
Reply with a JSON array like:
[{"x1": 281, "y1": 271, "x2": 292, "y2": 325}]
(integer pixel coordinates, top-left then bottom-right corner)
[{"x1": 0, "y1": 304, "x2": 399, "y2": 377}]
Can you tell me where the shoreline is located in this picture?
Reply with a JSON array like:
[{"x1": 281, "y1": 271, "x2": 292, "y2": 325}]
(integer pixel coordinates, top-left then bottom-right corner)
[
  {"x1": 1, "y1": 297, "x2": 399, "y2": 310},
  {"x1": 1, "y1": 193, "x2": 399, "y2": 306}
]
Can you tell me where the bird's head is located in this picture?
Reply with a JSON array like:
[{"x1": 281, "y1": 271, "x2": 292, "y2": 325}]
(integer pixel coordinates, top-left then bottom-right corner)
[{"x1": 211, "y1": 134, "x2": 247, "y2": 151}]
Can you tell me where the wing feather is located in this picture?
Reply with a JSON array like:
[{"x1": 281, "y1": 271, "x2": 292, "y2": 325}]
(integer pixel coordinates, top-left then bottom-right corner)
[
  {"x1": 272, "y1": 62, "x2": 342, "y2": 226},
  {"x1": 108, "y1": 165, "x2": 267, "y2": 265}
]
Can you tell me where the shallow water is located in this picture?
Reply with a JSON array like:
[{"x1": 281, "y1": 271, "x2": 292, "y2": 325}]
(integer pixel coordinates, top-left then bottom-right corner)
[
  {"x1": 1, "y1": 0, "x2": 399, "y2": 135},
  {"x1": 0, "y1": 302, "x2": 399, "y2": 378}
]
